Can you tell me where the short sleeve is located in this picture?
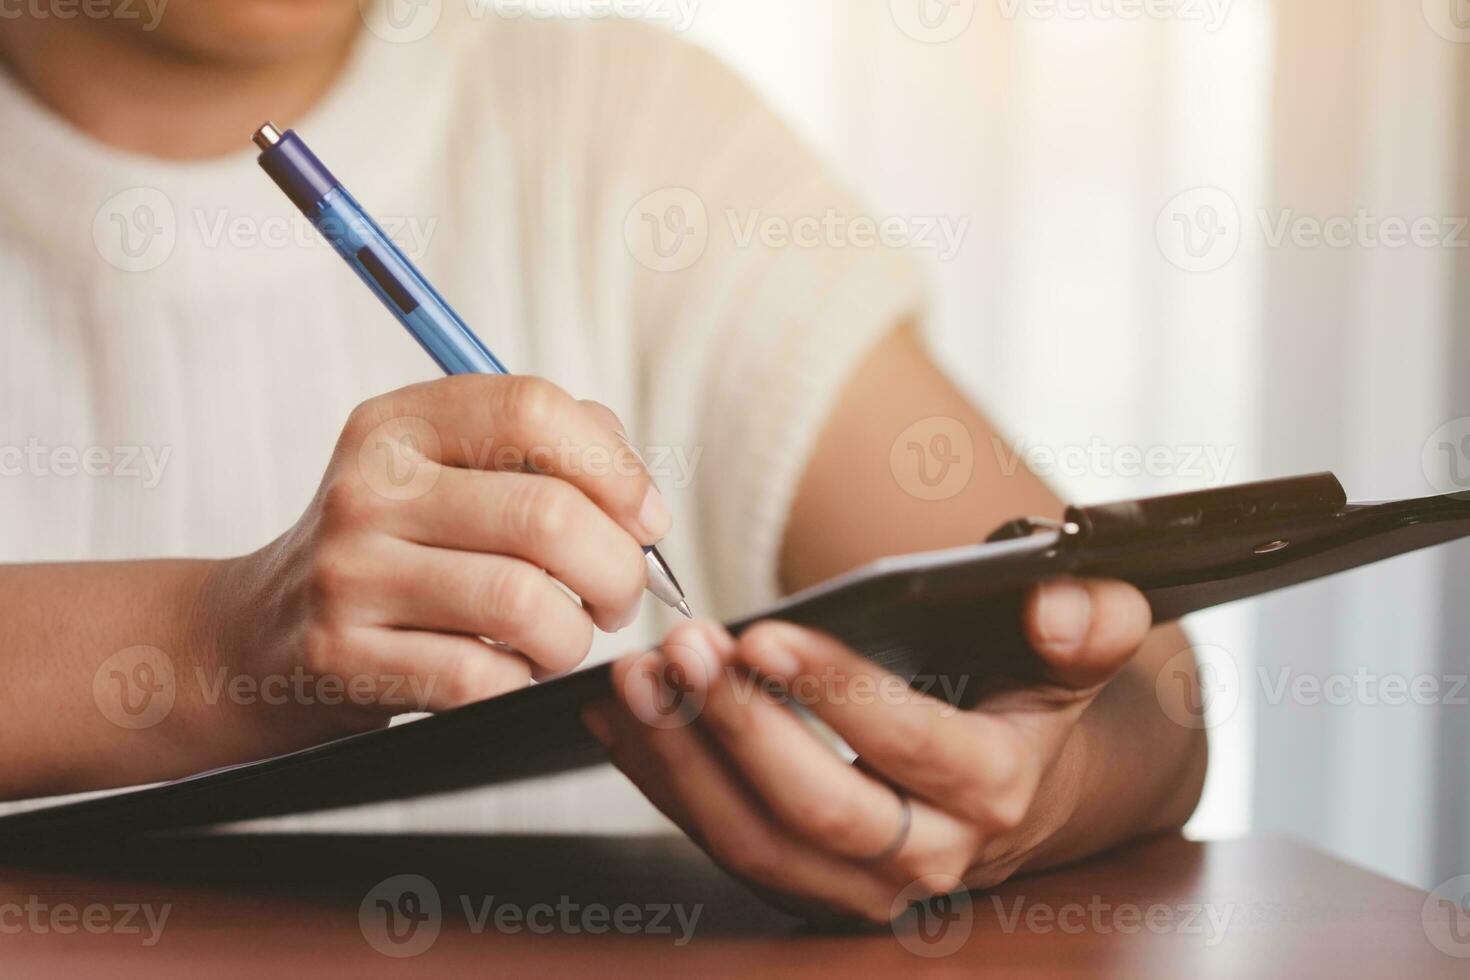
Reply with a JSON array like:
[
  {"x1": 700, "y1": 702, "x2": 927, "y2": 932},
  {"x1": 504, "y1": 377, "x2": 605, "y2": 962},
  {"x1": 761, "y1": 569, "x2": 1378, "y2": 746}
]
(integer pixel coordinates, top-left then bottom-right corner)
[
  {"x1": 586, "y1": 23, "x2": 928, "y2": 616},
  {"x1": 479, "y1": 18, "x2": 928, "y2": 619}
]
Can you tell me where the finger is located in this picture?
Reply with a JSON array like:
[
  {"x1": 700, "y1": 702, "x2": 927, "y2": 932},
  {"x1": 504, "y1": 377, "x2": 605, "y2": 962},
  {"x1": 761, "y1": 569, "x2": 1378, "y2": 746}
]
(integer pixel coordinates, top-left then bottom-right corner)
[
  {"x1": 580, "y1": 699, "x2": 699, "y2": 832},
  {"x1": 357, "y1": 628, "x2": 534, "y2": 712},
  {"x1": 374, "y1": 539, "x2": 594, "y2": 676},
  {"x1": 596, "y1": 655, "x2": 904, "y2": 924},
  {"x1": 1020, "y1": 579, "x2": 1153, "y2": 691},
  {"x1": 661, "y1": 622, "x2": 975, "y2": 864},
  {"x1": 389, "y1": 468, "x2": 647, "y2": 632},
  {"x1": 579, "y1": 399, "x2": 651, "y2": 473},
  {"x1": 578, "y1": 399, "x2": 628, "y2": 437},
  {"x1": 735, "y1": 622, "x2": 1041, "y2": 832},
  {"x1": 353, "y1": 377, "x2": 671, "y2": 546}
]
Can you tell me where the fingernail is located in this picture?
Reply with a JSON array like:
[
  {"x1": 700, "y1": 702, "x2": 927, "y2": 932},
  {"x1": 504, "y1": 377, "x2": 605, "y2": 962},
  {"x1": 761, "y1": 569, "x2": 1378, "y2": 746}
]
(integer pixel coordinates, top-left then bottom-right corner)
[
  {"x1": 638, "y1": 486, "x2": 673, "y2": 541},
  {"x1": 670, "y1": 628, "x2": 721, "y2": 688},
  {"x1": 1038, "y1": 581, "x2": 1092, "y2": 653},
  {"x1": 582, "y1": 705, "x2": 615, "y2": 747},
  {"x1": 743, "y1": 634, "x2": 801, "y2": 679},
  {"x1": 706, "y1": 623, "x2": 737, "y2": 657},
  {"x1": 616, "y1": 431, "x2": 647, "y2": 466}
]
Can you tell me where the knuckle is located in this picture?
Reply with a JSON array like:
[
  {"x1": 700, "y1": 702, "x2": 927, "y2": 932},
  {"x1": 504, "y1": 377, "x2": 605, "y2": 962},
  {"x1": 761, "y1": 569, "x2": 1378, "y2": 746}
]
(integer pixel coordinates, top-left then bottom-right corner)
[
  {"x1": 792, "y1": 791, "x2": 862, "y2": 844},
  {"x1": 979, "y1": 784, "x2": 1033, "y2": 834},
  {"x1": 342, "y1": 397, "x2": 384, "y2": 441},
  {"x1": 318, "y1": 476, "x2": 378, "y2": 531},
  {"x1": 438, "y1": 656, "x2": 495, "y2": 707},
  {"x1": 480, "y1": 564, "x2": 544, "y2": 626},
  {"x1": 955, "y1": 732, "x2": 1034, "y2": 826},
  {"x1": 980, "y1": 732, "x2": 1028, "y2": 793},
  {"x1": 301, "y1": 621, "x2": 353, "y2": 678},
  {"x1": 305, "y1": 546, "x2": 357, "y2": 609},
  {"x1": 503, "y1": 376, "x2": 567, "y2": 435},
  {"x1": 520, "y1": 481, "x2": 579, "y2": 547}
]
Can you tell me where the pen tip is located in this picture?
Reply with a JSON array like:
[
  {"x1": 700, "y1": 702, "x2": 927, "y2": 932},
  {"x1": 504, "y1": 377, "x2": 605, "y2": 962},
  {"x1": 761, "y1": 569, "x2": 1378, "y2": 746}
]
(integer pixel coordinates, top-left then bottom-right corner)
[{"x1": 676, "y1": 600, "x2": 693, "y2": 619}]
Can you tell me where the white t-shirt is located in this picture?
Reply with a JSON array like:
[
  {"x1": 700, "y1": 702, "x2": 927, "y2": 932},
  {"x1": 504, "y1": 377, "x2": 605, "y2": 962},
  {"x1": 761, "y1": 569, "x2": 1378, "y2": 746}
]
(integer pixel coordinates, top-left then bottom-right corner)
[{"x1": 0, "y1": 11, "x2": 923, "y2": 831}]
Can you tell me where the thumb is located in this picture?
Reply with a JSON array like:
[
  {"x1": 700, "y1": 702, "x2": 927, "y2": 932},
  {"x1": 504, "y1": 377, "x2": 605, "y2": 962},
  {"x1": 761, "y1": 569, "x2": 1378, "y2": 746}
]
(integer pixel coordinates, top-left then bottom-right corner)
[{"x1": 1021, "y1": 579, "x2": 1153, "y2": 691}]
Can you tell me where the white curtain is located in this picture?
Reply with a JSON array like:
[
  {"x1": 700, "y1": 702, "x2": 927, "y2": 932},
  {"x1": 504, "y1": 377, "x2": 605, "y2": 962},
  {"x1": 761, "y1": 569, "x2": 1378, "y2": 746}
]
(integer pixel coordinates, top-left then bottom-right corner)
[{"x1": 682, "y1": 0, "x2": 1470, "y2": 889}]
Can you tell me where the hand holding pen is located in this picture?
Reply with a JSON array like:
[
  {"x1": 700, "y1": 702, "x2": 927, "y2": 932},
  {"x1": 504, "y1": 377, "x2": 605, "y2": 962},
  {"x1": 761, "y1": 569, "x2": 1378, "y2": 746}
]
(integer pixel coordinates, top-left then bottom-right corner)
[
  {"x1": 183, "y1": 124, "x2": 695, "y2": 739},
  {"x1": 253, "y1": 123, "x2": 690, "y2": 619}
]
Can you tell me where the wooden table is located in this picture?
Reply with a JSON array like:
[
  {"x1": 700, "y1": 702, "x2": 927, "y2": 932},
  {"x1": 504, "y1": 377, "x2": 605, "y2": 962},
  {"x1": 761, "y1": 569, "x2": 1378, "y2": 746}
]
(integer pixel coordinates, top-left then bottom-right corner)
[{"x1": 0, "y1": 832, "x2": 1461, "y2": 977}]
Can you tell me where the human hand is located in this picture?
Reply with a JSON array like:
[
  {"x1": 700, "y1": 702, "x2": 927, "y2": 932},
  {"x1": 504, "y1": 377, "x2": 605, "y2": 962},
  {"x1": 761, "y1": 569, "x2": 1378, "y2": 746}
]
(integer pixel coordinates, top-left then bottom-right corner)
[
  {"x1": 199, "y1": 375, "x2": 666, "y2": 752},
  {"x1": 582, "y1": 579, "x2": 1154, "y2": 924}
]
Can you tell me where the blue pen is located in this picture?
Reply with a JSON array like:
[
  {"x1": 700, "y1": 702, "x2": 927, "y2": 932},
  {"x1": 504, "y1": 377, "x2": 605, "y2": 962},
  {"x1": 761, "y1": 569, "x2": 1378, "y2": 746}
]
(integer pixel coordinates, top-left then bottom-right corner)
[{"x1": 252, "y1": 122, "x2": 690, "y2": 618}]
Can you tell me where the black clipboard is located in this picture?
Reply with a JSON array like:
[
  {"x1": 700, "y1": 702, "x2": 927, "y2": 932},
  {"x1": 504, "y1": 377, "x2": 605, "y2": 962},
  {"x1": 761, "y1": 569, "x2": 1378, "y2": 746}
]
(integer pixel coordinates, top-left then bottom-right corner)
[{"x1": 4, "y1": 472, "x2": 1467, "y2": 846}]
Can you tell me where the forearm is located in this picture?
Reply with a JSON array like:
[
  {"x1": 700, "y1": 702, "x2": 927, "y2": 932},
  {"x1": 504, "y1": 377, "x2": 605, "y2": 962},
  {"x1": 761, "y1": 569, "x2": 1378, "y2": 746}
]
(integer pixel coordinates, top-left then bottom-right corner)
[
  {"x1": 1023, "y1": 621, "x2": 1208, "y2": 872},
  {"x1": 0, "y1": 560, "x2": 224, "y2": 800}
]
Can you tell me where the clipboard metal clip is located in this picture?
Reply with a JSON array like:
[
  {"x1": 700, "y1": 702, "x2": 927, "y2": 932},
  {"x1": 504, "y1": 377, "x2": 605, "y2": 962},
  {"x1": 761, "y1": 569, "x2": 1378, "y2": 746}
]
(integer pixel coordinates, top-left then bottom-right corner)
[
  {"x1": 985, "y1": 473, "x2": 1348, "y2": 548},
  {"x1": 985, "y1": 516, "x2": 1082, "y2": 544}
]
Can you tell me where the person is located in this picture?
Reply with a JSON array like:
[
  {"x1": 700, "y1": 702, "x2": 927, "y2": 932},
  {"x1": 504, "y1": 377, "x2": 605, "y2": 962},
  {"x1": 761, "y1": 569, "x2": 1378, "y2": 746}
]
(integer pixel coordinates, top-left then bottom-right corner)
[{"x1": 0, "y1": 0, "x2": 1205, "y2": 923}]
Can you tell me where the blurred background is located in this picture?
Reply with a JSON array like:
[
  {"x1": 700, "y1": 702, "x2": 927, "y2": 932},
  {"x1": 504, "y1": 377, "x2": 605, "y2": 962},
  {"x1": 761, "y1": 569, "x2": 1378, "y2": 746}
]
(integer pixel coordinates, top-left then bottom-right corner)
[{"x1": 661, "y1": 0, "x2": 1470, "y2": 891}]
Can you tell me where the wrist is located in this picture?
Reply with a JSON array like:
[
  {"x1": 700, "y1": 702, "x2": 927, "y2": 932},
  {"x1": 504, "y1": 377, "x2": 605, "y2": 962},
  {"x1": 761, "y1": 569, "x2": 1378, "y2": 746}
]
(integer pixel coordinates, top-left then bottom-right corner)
[{"x1": 163, "y1": 550, "x2": 298, "y2": 768}]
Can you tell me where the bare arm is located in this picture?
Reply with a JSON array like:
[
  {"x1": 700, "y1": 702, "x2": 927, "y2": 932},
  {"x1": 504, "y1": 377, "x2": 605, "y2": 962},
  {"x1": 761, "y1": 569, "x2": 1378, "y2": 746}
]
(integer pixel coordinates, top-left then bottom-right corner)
[
  {"x1": 0, "y1": 376, "x2": 670, "y2": 802},
  {"x1": 782, "y1": 323, "x2": 1208, "y2": 867},
  {"x1": 589, "y1": 324, "x2": 1207, "y2": 921},
  {"x1": 0, "y1": 560, "x2": 219, "y2": 798}
]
